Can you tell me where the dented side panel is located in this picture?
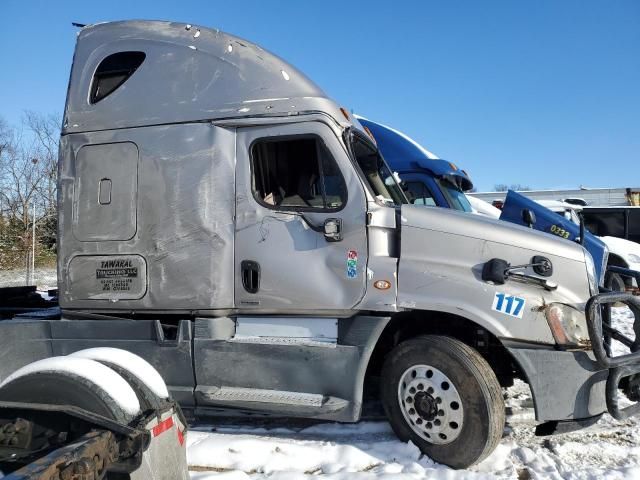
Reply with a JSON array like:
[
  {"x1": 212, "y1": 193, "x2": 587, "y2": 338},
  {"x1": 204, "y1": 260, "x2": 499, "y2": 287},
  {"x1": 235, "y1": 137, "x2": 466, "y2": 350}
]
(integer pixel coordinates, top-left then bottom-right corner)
[{"x1": 58, "y1": 123, "x2": 236, "y2": 311}]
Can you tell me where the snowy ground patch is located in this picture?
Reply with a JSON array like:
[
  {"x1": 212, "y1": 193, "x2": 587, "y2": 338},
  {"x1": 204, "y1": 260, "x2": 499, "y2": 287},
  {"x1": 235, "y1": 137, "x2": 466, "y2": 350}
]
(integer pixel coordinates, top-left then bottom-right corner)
[
  {"x1": 187, "y1": 307, "x2": 640, "y2": 480},
  {"x1": 0, "y1": 267, "x2": 56, "y2": 289}
]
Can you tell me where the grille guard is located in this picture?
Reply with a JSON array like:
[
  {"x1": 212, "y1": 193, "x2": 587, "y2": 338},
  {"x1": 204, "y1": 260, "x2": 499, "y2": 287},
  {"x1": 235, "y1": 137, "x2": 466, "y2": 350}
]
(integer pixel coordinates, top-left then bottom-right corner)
[{"x1": 585, "y1": 266, "x2": 640, "y2": 420}]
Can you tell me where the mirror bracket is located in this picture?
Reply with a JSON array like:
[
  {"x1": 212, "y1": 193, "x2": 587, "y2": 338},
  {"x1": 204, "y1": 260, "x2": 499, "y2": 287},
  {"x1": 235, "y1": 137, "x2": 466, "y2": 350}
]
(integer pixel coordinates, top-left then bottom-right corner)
[{"x1": 324, "y1": 218, "x2": 343, "y2": 242}]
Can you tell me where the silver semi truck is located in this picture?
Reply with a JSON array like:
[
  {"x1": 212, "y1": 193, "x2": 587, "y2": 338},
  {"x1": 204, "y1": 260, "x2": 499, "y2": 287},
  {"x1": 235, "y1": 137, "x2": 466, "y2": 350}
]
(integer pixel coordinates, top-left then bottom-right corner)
[{"x1": 2, "y1": 20, "x2": 640, "y2": 469}]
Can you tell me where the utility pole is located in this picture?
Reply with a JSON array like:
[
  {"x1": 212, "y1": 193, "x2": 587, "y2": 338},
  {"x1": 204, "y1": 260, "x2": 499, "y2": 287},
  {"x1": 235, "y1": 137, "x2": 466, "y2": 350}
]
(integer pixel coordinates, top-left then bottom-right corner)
[
  {"x1": 31, "y1": 200, "x2": 36, "y2": 284},
  {"x1": 30, "y1": 158, "x2": 38, "y2": 286}
]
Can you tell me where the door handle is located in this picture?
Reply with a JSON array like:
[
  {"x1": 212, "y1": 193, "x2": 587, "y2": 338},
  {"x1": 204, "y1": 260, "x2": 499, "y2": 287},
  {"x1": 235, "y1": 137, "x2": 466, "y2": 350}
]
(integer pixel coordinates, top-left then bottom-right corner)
[{"x1": 241, "y1": 260, "x2": 260, "y2": 294}]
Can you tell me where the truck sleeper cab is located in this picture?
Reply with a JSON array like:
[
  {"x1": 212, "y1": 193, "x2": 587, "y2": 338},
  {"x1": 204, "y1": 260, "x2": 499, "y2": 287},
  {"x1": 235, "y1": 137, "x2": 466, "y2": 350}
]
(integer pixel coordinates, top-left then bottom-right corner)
[{"x1": 4, "y1": 20, "x2": 640, "y2": 470}]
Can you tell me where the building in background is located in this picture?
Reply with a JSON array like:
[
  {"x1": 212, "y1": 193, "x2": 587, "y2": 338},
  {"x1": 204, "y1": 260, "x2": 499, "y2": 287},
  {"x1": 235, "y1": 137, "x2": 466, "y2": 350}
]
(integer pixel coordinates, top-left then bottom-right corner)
[{"x1": 470, "y1": 187, "x2": 640, "y2": 207}]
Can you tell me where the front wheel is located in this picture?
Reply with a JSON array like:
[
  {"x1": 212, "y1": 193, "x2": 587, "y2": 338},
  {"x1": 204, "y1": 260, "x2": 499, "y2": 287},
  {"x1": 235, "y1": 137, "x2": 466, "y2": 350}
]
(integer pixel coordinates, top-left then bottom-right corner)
[
  {"x1": 381, "y1": 335, "x2": 504, "y2": 469},
  {"x1": 605, "y1": 272, "x2": 627, "y2": 293}
]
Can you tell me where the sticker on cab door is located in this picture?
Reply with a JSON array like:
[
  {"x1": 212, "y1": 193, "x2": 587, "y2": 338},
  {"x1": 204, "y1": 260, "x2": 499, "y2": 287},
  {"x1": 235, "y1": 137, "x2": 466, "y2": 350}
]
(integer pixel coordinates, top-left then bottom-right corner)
[
  {"x1": 492, "y1": 293, "x2": 526, "y2": 318},
  {"x1": 347, "y1": 250, "x2": 358, "y2": 279}
]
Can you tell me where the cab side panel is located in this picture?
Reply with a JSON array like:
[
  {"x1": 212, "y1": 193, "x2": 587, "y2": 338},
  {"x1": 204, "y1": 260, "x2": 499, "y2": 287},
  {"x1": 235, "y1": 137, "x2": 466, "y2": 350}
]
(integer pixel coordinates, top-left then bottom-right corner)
[{"x1": 58, "y1": 123, "x2": 236, "y2": 312}]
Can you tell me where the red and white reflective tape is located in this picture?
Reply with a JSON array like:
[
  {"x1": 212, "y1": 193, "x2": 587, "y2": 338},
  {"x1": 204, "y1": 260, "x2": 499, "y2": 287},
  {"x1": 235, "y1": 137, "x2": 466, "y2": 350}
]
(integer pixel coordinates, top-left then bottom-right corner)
[
  {"x1": 151, "y1": 414, "x2": 186, "y2": 446},
  {"x1": 152, "y1": 416, "x2": 174, "y2": 437}
]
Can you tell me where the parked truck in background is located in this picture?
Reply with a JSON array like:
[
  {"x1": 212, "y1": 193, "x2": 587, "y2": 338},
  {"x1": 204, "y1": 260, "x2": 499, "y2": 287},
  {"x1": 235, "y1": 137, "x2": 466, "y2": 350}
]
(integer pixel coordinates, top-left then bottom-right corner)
[
  {"x1": 2, "y1": 20, "x2": 640, "y2": 470},
  {"x1": 582, "y1": 206, "x2": 640, "y2": 245},
  {"x1": 356, "y1": 116, "x2": 475, "y2": 213},
  {"x1": 359, "y1": 117, "x2": 638, "y2": 293}
]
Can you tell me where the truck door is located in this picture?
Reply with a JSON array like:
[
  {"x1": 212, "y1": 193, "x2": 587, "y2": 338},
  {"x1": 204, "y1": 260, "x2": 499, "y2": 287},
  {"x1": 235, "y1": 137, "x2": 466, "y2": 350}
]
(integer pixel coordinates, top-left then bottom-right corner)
[{"x1": 234, "y1": 121, "x2": 368, "y2": 311}]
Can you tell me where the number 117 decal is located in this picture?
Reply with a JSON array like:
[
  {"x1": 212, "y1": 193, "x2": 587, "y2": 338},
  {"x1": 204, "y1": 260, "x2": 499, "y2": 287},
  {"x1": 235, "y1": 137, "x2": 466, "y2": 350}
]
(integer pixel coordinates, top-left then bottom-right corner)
[{"x1": 492, "y1": 293, "x2": 526, "y2": 318}]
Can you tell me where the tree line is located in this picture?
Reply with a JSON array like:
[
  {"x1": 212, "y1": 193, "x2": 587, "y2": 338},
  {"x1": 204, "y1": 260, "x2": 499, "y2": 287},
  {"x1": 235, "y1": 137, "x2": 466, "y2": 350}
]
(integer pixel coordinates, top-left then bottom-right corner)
[{"x1": 0, "y1": 113, "x2": 59, "y2": 270}]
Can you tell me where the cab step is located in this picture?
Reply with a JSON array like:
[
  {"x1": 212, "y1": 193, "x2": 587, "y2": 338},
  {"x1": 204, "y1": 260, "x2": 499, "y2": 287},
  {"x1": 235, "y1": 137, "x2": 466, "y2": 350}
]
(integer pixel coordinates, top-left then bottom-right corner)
[{"x1": 195, "y1": 386, "x2": 349, "y2": 415}]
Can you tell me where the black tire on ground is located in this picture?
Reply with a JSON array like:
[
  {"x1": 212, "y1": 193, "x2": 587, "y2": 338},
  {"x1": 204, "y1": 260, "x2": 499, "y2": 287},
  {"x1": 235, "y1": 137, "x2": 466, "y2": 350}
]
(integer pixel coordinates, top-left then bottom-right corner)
[
  {"x1": 0, "y1": 371, "x2": 134, "y2": 424},
  {"x1": 605, "y1": 272, "x2": 626, "y2": 293},
  {"x1": 381, "y1": 335, "x2": 505, "y2": 469}
]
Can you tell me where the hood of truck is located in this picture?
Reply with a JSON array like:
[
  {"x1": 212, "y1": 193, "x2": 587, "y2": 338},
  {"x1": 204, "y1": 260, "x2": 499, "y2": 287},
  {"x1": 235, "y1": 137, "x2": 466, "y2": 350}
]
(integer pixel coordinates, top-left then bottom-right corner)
[
  {"x1": 400, "y1": 204, "x2": 586, "y2": 262},
  {"x1": 500, "y1": 190, "x2": 608, "y2": 285},
  {"x1": 397, "y1": 204, "x2": 592, "y2": 344}
]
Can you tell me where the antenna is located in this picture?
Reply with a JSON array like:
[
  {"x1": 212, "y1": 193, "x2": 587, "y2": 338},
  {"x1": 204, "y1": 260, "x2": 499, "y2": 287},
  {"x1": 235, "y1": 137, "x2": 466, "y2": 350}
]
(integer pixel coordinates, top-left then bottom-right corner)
[{"x1": 72, "y1": 22, "x2": 87, "y2": 28}]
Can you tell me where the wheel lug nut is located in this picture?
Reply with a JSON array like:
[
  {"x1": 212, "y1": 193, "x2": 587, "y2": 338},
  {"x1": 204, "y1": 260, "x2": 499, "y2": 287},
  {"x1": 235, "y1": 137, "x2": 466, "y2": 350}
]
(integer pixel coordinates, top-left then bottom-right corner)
[
  {"x1": 434, "y1": 419, "x2": 441, "y2": 426},
  {"x1": 406, "y1": 397, "x2": 413, "y2": 403},
  {"x1": 438, "y1": 409, "x2": 445, "y2": 416},
  {"x1": 416, "y1": 418, "x2": 423, "y2": 425},
  {"x1": 427, "y1": 387, "x2": 434, "y2": 394},
  {"x1": 436, "y1": 397, "x2": 442, "y2": 404},
  {"x1": 409, "y1": 387, "x2": 416, "y2": 394},
  {"x1": 409, "y1": 408, "x2": 416, "y2": 415},
  {"x1": 426, "y1": 422, "x2": 432, "y2": 429}
]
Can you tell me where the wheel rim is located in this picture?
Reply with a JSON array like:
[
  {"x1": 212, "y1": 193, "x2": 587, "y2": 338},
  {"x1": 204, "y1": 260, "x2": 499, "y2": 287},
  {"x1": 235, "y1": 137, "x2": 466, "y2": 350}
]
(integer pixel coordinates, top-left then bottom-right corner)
[{"x1": 397, "y1": 364, "x2": 464, "y2": 445}]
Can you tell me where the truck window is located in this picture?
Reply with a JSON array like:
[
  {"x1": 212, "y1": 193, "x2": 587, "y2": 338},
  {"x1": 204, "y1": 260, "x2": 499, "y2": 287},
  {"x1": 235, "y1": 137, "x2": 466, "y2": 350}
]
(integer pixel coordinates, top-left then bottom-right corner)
[
  {"x1": 405, "y1": 181, "x2": 437, "y2": 206},
  {"x1": 90, "y1": 51, "x2": 146, "y2": 104},
  {"x1": 351, "y1": 135, "x2": 406, "y2": 206},
  {"x1": 251, "y1": 136, "x2": 346, "y2": 211},
  {"x1": 583, "y1": 211, "x2": 625, "y2": 238},
  {"x1": 629, "y1": 210, "x2": 640, "y2": 243},
  {"x1": 436, "y1": 179, "x2": 472, "y2": 212}
]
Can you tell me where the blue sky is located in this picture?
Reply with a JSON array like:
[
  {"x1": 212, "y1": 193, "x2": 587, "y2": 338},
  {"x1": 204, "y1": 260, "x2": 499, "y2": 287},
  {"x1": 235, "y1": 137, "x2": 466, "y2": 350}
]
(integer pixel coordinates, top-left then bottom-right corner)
[{"x1": 1, "y1": 0, "x2": 638, "y2": 191}]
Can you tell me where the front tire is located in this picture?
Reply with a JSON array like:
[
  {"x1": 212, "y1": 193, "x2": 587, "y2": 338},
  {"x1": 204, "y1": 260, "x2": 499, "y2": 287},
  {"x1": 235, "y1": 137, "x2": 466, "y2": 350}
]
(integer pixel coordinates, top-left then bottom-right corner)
[
  {"x1": 381, "y1": 335, "x2": 504, "y2": 469},
  {"x1": 605, "y1": 272, "x2": 626, "y2": 293}
]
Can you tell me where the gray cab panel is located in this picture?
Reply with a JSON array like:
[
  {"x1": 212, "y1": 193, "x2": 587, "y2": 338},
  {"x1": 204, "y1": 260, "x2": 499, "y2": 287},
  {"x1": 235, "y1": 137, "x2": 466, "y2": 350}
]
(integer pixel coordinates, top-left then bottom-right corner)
[
  {"x1": 58, "y1": 123, "x2": 236, "y2": 312},
  {"x1": 193, "y1": 315, "x2": 390, "y2": 421},
  {"x1": 73, "y1": 142, "x2": 138, "y2": 241}
]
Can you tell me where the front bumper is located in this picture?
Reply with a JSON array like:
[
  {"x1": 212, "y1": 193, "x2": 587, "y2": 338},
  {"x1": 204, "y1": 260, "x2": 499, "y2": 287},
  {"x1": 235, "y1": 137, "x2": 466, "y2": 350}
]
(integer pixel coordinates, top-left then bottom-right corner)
[
  {"x1": 506, "y1": 345, "x2": 608, "y2": 423},
  {"x1": 506, "y1": 266, "x2": 640, "y2": 425}
]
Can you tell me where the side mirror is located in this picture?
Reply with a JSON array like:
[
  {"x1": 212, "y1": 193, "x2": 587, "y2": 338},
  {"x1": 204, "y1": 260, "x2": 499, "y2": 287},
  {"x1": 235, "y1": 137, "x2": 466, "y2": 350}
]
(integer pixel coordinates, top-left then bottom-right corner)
[
  {"x1": 522, "y1": 209, "x2": 537, "y2": 228},
  {"x1": 482, "y1": 258, "x2": 509, "y2": 284},
  {"x1": 324, "y1": 218, "x2": 343, "y2": 242}
]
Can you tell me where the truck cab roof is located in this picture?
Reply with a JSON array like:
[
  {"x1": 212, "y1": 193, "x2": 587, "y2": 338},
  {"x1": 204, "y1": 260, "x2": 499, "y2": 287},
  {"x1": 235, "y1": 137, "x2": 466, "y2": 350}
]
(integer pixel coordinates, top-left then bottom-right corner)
[{"x1": 64, "y1": 20, "x2": 352, "y2": 134}]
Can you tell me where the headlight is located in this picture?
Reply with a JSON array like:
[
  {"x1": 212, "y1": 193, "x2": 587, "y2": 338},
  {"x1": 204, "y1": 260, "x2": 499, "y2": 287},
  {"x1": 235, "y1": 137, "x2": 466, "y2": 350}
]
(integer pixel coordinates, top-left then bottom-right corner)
[
  {"x1": 584, "y1": 251, "x2": 598, "y2": 295},
  {"x1": 544, "y1": 303, "x2": 589, "y2": 346}
]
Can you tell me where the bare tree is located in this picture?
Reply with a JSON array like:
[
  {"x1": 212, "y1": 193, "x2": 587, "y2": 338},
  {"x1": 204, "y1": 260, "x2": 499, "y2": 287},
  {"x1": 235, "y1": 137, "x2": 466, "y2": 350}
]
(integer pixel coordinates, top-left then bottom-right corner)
[
  {"x1": 24, "y1": 111, "x2": 60, "y2": 213},
  {"x1": 0, "y1": 113, "x2": 60, "y2": 269}
]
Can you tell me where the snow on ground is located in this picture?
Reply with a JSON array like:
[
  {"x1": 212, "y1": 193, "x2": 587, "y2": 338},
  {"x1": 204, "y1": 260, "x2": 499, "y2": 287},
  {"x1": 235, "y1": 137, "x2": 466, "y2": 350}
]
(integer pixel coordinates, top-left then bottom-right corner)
[
  {"x1": 187, "y1": 307, "x2": 640, "y2": 480},
  {"x1": 0, "y1": 267, "x2": 56, "y2": 290}
]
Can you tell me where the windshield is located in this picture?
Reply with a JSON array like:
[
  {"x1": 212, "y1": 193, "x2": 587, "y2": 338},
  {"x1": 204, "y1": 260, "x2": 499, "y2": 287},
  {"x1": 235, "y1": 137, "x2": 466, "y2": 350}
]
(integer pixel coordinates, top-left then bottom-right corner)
[
  {"x1": 555, "y1": 209, "x2": 581, "y2": 225},
  {"x1": 437, "y1": 178, "x2": 472, "y2": 212},
  {"x1": 351, "y1": 133, "x2": 407, "y2": 206}
]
